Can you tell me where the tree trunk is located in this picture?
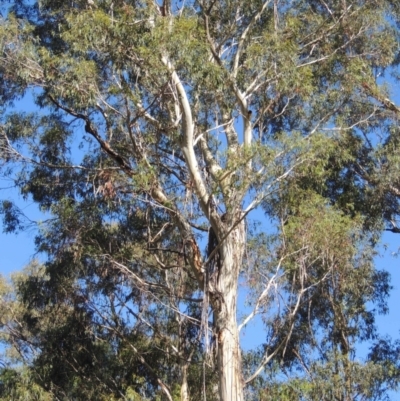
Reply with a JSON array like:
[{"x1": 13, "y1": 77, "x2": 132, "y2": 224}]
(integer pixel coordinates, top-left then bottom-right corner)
[
  {"x1": 210, "y1": 216, "x2": 245, "y2": 401},
  {"x1": 180, "y1": 363, "x2": 189, "y2": 401}
]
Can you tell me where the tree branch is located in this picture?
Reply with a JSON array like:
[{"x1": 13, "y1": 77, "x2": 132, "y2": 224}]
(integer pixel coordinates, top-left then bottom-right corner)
[{"x1": 47, "y1": 95, "x2": 133, "y2": 173}]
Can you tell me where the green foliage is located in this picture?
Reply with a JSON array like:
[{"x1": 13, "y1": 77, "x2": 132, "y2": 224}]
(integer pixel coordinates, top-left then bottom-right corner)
[
  {"x1": 0, "y1": 368, "x2": 53, "y2": 401},
  {"x1": 0, "y1": 200, "x2": 25, "y2": 233},
  {"x1": 257, "y1": 357, "x2": 400, "y2": 401},
  {"x1": 1, "y1": 0, "x2": 400, "y2": 399}
]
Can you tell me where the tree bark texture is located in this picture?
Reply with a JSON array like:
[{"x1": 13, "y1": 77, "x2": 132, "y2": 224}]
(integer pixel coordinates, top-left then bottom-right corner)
[{"x1": 209, "y1": 214, "x2": 246, "y2": 401}]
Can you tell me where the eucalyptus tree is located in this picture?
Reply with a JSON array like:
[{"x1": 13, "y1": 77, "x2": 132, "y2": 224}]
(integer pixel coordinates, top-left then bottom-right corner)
[{"x1": 1, "y1": 0, "x2": 400, "y2": 400}]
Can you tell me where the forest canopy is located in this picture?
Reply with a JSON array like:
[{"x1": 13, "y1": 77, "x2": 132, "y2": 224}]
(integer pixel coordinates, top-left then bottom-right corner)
[{"x1": 1, "y1": 0, "x2": 400, "y2": 400}]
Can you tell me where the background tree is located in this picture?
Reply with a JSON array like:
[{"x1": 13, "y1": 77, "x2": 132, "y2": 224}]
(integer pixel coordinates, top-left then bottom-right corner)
[{"x1": 1, "y1": 0, "x2": 400, "y2": 400}]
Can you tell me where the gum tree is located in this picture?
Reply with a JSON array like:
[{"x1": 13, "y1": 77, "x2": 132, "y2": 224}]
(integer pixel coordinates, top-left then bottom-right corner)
[{"x1": 1, "y1": 0, "x2": 400, "y2": 400}]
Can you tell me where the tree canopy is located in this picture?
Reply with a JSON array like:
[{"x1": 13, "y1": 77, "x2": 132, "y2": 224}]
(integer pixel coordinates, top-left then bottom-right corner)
[{"x1": 1, "y1": 0, "x2": 400, "y2": 400}]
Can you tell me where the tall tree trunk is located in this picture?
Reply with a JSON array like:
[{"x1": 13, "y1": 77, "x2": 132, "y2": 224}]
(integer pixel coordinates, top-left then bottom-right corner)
[
  {"x1": 210, "y1": 216, "x2": 245, "y2": 401},
  {"x1": 180, "y1": 363, "x2": 189, "y2": 401}
]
